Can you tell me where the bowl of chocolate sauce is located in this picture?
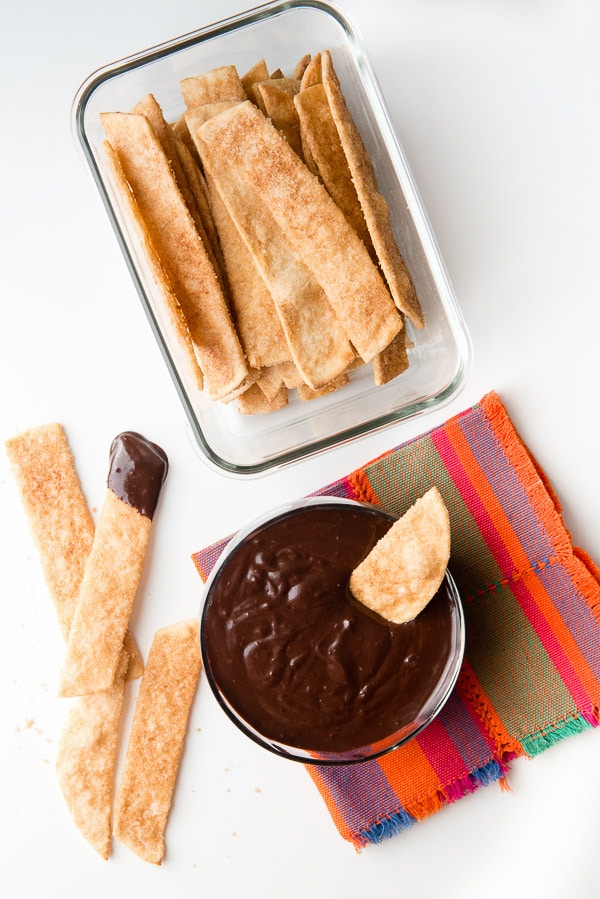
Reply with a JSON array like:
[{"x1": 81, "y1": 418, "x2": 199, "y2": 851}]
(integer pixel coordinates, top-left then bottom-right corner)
[{"x1": 200, "y1": 498, "x2": 465, "y2": 765}]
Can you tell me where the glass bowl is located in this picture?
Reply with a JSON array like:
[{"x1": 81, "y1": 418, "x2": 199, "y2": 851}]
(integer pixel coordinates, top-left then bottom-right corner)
[
  {"x1": 199, "y1": 497, "x2": 465, "y2": 765},
  {"x1": 72, "y1": 0, "x2": 471, "y2": 476}
]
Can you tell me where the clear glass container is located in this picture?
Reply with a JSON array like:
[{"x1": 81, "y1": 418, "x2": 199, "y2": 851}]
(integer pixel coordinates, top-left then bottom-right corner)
[
  {"x1": 72, "y1": 0, "x2": 472, "y2": 476},
  {"x1": 199, "y1": 497, "x2": 465, "y2": 765}
]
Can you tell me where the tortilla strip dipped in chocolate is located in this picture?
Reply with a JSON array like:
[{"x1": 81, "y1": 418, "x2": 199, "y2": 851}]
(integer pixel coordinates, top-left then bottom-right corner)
[
  {"x1": 113, "y1": 619, "x2": 201, "y2": 865},
  {"x1": 103, "y1": 141, "x2": 204, "y2": 392},
  {"x1": 181, "y1": 65, "x2": 246, "y2": 108},
  {"x1": 192, "y1": 125, "x2": 356, "y2": 388},
  {"x1": 59, "y1": 433, "x2": 168, "y2": 697},
  {"x1": 197, "y1": 101, "x2": 403, "y2": 362},
  {"x1": 320, "y1": 50, "x2": 424, "y2": 330},
  {"x1": 56, "y1": 652, "x2": 128, "y2": 860},
  {"x1": 350, "y1": 487, "x2": 451, "y2": 624},
  {"x1": 4, "y1": 423, "x2": 143, "y2": 678},
  {"x1": 101, "y1": 111, "x2": 249, "y2": 401}
]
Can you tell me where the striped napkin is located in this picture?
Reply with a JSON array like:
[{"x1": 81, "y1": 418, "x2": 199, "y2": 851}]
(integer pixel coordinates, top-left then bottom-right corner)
[{"x1": 193, "y1": 391, "x2": 600, "y2": 848}]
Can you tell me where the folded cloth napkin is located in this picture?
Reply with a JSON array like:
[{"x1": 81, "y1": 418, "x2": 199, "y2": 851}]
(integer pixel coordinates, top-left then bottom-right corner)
[{"x1": 193, "y1": 391, "x2": 600, "y2": 849}]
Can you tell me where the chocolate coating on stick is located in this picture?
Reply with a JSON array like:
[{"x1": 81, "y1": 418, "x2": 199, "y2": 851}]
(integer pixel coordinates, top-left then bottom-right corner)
[{"x1": 108, "y1": 432, "x2": 168, "y2": 519}]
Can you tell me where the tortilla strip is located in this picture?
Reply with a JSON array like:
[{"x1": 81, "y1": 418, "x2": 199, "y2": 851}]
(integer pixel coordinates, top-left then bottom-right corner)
[
  {"x1": 193, "y1": 128, "x2": 356, "y2": 388},
  {"x1": 258, "y1": 82, "x2": 304, "y2": 157},
  {"x1": 104, "y1": 141, "x2": 204, "y2": 392},
  {"x1": 131, "y1": 98, "x2": 226, "y2": 290},
  {"x1": 241, "y1": 58, "x2": 270, "y2": 96},
  {"x1": 113, "y1": 620, "x2": 202, "y2": 865},
  {"x1": 101, "y1": 112, "x2": 248, "y2": 401},
  {"x1": 254, "y1": 365, "x2": 286, "y2": 402},
  {"x1": 181, "y1": 65, "x2": 246, "y2": 108},
  {"x1": 198, "y1": 101, "x2": 402, "y2": 362},
  {"x1": 173, "y1": 138, "x2": 228, "y2": 292},
  {"x1": 300, "y1": 53, "x2": 322, "y2": 90},
  {"x1": 294, "y1": 83, "x2": 372, "y2": 251},
  {"x1": 207, "y1": 179, "x2": 291, "y2": 368},
  {"x1": 238, "y1": 380, "x2": 288, "y2": 414},
  {"x1": 350, "y1": 488, "x2": 451, "y2": 624},
  {"x1": 321, "y1": 50, "x2": 424, "y2": 329},
  {"x1": 373, "y1": 320, "x2": 409, "y2": 385},
  {"x1": 171, "y1": 114, "x2": 198, "y2": 161},
  {"x1": 294, "y1": 53, "x2": 312, "y2": 81},
  {"x1": 131, "y1": 94, "x2": 201, "y2": 227},
  {"x1": 5, "y1": 423, "x2": 143, "y2": 678},
  {"x1": 297, "y1": 372, "x2": 349, "y2": 401},
  {"x1": 56, "y1": 652, "x2": 128, "y2": 859},
  {"x1": 274, "y1": 360, "x2": 305, "y2": 389},
  {"x1": 59, "y1": 487, "x2": 153, "y2": 697},
  {"x1": 184, "y1": 105, "x2": 291, "y2": 370}
]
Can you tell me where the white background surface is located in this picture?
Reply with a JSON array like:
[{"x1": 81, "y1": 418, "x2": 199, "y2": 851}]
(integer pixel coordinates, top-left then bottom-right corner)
[{"x1": 1, "y1": 1, "x2": 599, "y2": 897}]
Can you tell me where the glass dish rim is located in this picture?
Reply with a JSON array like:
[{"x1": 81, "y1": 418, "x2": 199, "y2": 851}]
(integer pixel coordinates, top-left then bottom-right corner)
[
  {"x1": 71, "y1": 0, "x2": 473, "y2": 479},
  {"x1": 198, "y1": 495, "x2": 466, "y2": 766}
]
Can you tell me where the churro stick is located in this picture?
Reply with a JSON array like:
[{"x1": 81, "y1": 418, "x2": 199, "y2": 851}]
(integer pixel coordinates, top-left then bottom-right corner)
[
  {"x1": 198, "y1": 101, "x2": 403, "y2": 362},
  {"x1": 113, "y1": 620, "x2": 201, "y2": 865},
  {"x1": 56, "y1": 652, "x2": 128, "y2": 859},
  {"x1": 60, "y1": 432, "x2": 168, "y2": 697},
  {"x1": 101, "y1": 111, "x2": 248, "y2": 401},
  {"x1": 4, "y1": 423, "x2": 143, "y2": 678},
  {"x1": 321, "y1": 50, "x2": 424, "y2": 329}
]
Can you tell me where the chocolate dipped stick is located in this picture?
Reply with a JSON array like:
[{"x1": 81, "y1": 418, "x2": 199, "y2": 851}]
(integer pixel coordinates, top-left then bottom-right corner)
[
  {"x1": 59, "y1": 432, "x2": 168, "y2": 697},
  {"x1": 5, "y1": 423, "x2": 143, "y2": 680}
]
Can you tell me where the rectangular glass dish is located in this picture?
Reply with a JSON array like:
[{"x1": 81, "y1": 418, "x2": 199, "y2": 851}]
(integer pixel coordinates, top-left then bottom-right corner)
[{"x1": 72, "y1": 0, "x2": 471, "y2": 476}]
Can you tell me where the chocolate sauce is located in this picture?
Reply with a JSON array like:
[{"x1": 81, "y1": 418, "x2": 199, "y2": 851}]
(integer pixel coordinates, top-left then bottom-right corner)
[
  {"x1": 107, "y1": 432, "x2": 168, "y2": 519},
  {"x1": 203, "y1": 504, "x2": 455, "y2": 753}
]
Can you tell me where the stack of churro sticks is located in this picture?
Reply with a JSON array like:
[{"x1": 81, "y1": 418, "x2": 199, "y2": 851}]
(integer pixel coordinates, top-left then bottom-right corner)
[
  {"x1": 5, "y1": 424, "x2": 201, "y2": 864},
  {"x1": 101, "y1": 50, "x2": 425, "y2": 414}
]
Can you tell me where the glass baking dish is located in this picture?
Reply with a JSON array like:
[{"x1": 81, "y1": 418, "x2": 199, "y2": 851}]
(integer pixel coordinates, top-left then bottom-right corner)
[{"x1": 72, "y1": 0, "x2": 471, "y2": 476}]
